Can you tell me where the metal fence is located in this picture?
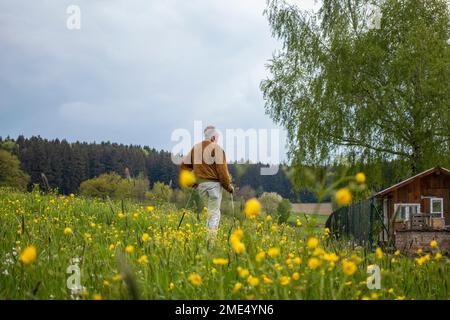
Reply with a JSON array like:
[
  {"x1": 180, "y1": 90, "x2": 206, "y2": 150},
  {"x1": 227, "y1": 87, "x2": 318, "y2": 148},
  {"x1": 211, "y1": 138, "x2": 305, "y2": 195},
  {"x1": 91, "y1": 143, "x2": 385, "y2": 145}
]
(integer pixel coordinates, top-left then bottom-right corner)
[{"x1": 325, "y1": 199, "x2": 388, "y2": 249}]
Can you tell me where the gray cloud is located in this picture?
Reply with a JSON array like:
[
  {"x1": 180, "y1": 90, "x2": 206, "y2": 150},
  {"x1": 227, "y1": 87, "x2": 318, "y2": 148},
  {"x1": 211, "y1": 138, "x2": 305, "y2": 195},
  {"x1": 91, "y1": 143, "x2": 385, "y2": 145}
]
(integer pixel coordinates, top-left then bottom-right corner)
[{"x1": 0, "y1": 0, "x2": 317, "y2": 160}]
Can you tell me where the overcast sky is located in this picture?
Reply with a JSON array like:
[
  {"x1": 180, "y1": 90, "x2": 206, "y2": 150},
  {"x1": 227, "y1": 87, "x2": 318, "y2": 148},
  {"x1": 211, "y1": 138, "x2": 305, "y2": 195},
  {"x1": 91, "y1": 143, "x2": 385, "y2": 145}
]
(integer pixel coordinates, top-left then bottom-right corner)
[{"x1": 0, "y1": 0, "x2": 317, "y2": 162}]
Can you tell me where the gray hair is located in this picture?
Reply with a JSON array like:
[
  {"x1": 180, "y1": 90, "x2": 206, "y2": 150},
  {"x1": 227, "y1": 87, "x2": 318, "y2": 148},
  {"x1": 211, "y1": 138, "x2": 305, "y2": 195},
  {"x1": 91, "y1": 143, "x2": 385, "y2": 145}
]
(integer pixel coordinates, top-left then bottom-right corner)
[{"x1": 204, "y1": 125, "x2": 218, "y2": 140}]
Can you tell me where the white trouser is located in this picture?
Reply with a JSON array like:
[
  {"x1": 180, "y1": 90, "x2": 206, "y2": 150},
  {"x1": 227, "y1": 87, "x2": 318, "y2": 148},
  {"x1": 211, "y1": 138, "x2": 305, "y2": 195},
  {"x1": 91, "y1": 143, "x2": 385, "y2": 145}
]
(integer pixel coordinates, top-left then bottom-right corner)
[{"x1": 198, "y1": 181, "x2": 222, "y2": 234}]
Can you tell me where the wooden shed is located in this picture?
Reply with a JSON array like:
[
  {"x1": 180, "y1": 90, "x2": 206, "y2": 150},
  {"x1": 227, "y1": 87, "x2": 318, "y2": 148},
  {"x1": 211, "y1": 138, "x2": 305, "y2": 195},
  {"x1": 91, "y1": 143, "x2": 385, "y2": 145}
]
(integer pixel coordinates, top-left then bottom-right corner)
[{"x1": 375, "y1": 167, "x2": 450, "y2": 231}]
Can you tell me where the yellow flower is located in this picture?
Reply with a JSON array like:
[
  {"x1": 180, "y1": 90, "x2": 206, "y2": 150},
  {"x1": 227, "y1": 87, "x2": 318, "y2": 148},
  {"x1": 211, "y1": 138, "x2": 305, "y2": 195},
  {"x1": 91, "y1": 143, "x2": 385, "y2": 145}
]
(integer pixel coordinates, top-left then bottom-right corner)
[
  {"x1": 64, "y1": 227, "x2": 73, "y2": 235},
  {"x1": 293, "y1": 257, "x2": 302, "y2": 265},
  {"x1": 93, "y1": 294, "x2": 102, "y2": 300},
  {"x1": 232, "y1": 282, "x2": 242, "y2": 294},
  {"x1": 138, "y1": 255, "x2": 148, "y2": 264},
  {"x1": 255, "y1": 251, "x2": 266, "y2": 263},
  {"x1": 323, "y1": 227, "x2": 330, "y2": 237},
  {"x1": 416, "y1": 248, "x2": 423, "y2": 255},
  {"x1": 292, "y1": 272, "x2": 300, "y2": 281},
  {"x1": 307, "y1": 258, "x2": 321, "y2": 270},
  {"x1": 394, "y1": 250, "x2": 400, "y2": 256},
  {"x1": 335, "y1": 188, "x2": 352, "y2": 206},
  {"x1": 306, "y1": 237, "x2": 319, "y2": 249},
  {"x1": 244, "y1": 198, "x2": 261, "y2": 219},
  {"x1": 388, "y1": 288, "x2": 394, "y2": 293},
  {"x1": 355, "y1": 172, "x2": 366, "y2": 184},
  {"x1": 213, "y1": 258, "x2": 229, "y2": 266},
  {"x1": 267, "y1": 247, "x2": 280, "y2": 257},
  {"x1": 279, "y1": 276, "x2": 290, "y2": 286},
  {"x1": 70, "y1": 193, "x2": 75, "y2": 198},
  {"x1": 430, "y1": 240, "x2": 438, "y2": 248},
  {"x1": 231, "y1": 241, "x2": 245, "y2": 254},
  {"x1": 247, "y1": 275, "x2": 259, "y2": 287},
  {"x1": 342, "y1": 260, "x2": 357, "y2": 276},
  {"x1": 103, "y1": 280, "x2": 110, "y2": 288},
  {"x1": 179, "y1": 170, "x2": 196, "y2": 188},
  {"x1": 125, "y1": 245, "x2": 135, "y2": 253},
  {"x1": 396, "y1": 296, "x2": 406, "y2": 300},
  {"x1": 435, "y1": 252, "x2": 443, "y2": 261},
  {"x1": 237, "y1": 267, "x2": 250, "y2": 278},
  {"x1": 141, "y1": 233, "x2": 151, "y2": 242},
  {"x1": 169, "y1": 282, "x2": 175, "y2": 290},
  {"x1": 187, "y1": 273, "x2": 202, "y2": 286},
  {"x1": 146, "y1": 206, "x2": 155, "y2": 213},
  {"x1": 112, "y1": 274, "x2": 122, "y2": 282},
  {"x1": 375, "y1": 247, "x2": 383, "y2": 259},
  {"x1": 262, "y1": 275, "x2": 273, "y2": 284},
  {"x1": 20, "y1": 246, "x2": 37, "y2": 264},
  {"x1": 323, "y1": 252, "x2": 339, "y2": 263}
]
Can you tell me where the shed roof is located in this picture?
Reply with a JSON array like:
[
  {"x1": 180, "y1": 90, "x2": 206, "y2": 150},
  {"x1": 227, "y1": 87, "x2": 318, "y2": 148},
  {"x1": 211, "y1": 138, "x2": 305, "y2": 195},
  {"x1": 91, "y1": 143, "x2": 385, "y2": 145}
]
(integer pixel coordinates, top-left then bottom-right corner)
[{"x1": 374, "y1": 166, "x2": 450, "y2": 197}]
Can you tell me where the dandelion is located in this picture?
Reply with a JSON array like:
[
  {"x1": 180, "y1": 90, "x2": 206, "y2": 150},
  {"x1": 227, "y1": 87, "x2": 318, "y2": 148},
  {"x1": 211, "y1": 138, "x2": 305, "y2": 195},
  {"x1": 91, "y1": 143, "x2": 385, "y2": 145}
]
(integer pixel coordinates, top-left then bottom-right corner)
[
  {"x1": 375, "y1": 247, "x2": 383, "y2": 259},
  {"x1": 237, "y1": 267, "x2": 250, "y2": 278},
  {"x1": 141, "y1": 233, "x2": 151, "y2": 242},
  {"x1": 355, "y1": 173, "x2": 366, "y2": 184},
  {"x1": 307, "y1": 258, "x2": 321, "y2": 270},
  {"x1": 388, "y1": 288, "x2": 394, "y2": 293},
  {"x1": 292, "y1": 272, "x2": 300, "y2": 281},
  {"x1": 187, "y1": 273, "x2": 202, "y2": 286},
  {"x1": 255, "y1": 251, "x2": 266, "y2": 263},
  {"x1": 293, "y1": 257, "x2": 302, "y2": 265},
  {"x1": 306, "y1": 237, "x2": 319, "y2": 249},
  {"x1": 169, "y1": 282, "x2": 175, "y2": 290},
  {"x1": 231, "y1": 241, "x2": 245, "y2": 254},
  {"x1": 103, "y1": 280, "x2": 110, "y2": 288},
  {"x1": 112, "y1": 274, "x2": 122, "y2": 282},
  {"x1": 396, "y1": 296, "x2": 406, "y2": 300},
  {"x1": 244, "y1": 198, "x2": 261, "y2": 219},
  {"x1": 146, "y1": 206, "x2": 155, "y2": 213},
  {"x1": 232, "y1": 282, "x2": 242, "y2": 294},
  {"x1": 138, "y1": 255, "x2": 148, "y2": 264},
  {"x1": 262, "y1": 275, "x2": 273, "y2": 284},
  {"x1": 323, "y1": 252, "x2": 339, "y2": 263},
  {"x1": 342, "y1": 260, "x2": 357, "y2": 276},
  {"x1": 213, "y1": 258, "x2": 228, "y2": 266},
  {"x1": 247, "y1": 275, "x2": 259, "y2": 287},
  {"x1": 64, "y1": 227, "x2": 73, "y2": 235},
  {"x1": 267, "y1": 248, "x2": 280, "y2": 257},
  {"x1": 394, "y1": 250, "x2": 400, "y2": 256},
  {"x1": 93, "y1": 294, "x2": 102, "y2": 300},
  {"x1": 335, "y1": 188, "x2": 352, "y2": 206},
  {"x1": 125, "y1": 245, "x2": 135, "y2": 253},
  {"x1": 70, "y1": 193, "x2": 75, "y2": 198},
  {"x1": 20, "y1": 246, "x2": 37, "y2": 264},
  {"x1": 279, "y1": 276, "x2": 290, "y2": 286},
  {"x1": 430, "y1": 240, "x2": 438, "y2": 248},
  {"x1": 435, "y1": 252, "x2": 443, "y2": 261},
  {"x1": 323, "y1": 228, "x2": 330, "y2": 237},
  {"x1": 179, "y1": 170, "x2": 196, "y2": 188}
]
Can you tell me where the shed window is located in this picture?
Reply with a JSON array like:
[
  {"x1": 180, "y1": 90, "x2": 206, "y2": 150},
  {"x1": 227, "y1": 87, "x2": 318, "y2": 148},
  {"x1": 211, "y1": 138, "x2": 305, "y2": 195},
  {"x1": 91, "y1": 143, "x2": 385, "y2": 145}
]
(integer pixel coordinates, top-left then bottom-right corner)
[
  {"x1": 394, "y1": 204, "x2": 420, "y2": 221},
  {"x1": 430, "y1": 198, "x2": 444, "y2": 218}
]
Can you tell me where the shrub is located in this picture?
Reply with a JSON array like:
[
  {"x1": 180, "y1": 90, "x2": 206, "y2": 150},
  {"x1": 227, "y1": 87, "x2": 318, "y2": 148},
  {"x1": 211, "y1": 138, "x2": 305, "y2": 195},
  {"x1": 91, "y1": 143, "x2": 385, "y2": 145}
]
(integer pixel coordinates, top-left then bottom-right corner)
[
  {"x1": 258, "y1": 192, "x2": 282, "y2": 215},
  {"x1": 0, "y1": 149, "x2": 29, "y2": 191},
  {"x1": 80, "y1": 173, "x2": 131, "y2": 199},
  {"x1": 277, "y1": 199, "x2": 292, "y2": 224},
  {"x1": 148, "y1": 181, "x2": 173, "y2": 203}
]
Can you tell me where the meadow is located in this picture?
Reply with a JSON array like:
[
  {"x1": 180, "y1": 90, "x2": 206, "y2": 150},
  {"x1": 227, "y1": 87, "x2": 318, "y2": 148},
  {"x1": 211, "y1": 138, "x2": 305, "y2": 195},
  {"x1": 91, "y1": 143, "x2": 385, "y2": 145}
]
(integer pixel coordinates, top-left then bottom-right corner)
[{"x1": 0, "y1": 187, "x2": 448, "y2": 300}]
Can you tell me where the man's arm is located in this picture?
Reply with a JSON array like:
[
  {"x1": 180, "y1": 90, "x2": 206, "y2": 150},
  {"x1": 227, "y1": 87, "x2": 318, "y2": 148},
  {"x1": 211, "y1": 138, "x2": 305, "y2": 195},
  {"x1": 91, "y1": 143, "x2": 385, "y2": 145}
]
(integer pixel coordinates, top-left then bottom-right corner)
[{"x1": 215, "y1": 147, "x2": 233, "y2": 193}]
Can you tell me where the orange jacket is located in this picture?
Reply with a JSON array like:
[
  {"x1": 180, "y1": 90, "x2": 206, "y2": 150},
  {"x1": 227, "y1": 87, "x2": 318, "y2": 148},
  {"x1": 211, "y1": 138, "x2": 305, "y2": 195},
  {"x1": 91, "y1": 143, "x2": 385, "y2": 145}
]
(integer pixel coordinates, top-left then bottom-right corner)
[{"x1": 180, "y1": 140, "x2": 232, "y2": 192}]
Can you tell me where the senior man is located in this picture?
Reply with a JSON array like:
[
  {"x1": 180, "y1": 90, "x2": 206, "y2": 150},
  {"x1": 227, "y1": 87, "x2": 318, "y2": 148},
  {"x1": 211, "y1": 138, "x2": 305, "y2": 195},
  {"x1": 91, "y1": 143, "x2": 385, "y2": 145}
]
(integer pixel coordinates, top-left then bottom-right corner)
[{"x1": 180, "y1": 125, "x2": 234, "y2": 235}]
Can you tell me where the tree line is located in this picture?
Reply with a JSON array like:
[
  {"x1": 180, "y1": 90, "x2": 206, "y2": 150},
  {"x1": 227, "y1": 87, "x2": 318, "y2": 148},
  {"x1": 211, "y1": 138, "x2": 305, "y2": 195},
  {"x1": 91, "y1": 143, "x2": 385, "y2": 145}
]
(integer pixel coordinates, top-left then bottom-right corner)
[{"x1": 0, "y1": 136, "x2": 316, "y2": 202}]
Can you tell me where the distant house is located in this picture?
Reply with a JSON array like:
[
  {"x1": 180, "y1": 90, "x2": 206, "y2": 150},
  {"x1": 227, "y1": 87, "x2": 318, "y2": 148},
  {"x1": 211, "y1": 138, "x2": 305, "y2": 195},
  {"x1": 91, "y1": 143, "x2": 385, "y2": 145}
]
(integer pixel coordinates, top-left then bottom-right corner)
[{"x1": 374, "y1": 167, "x2": 450, "y2": 254}]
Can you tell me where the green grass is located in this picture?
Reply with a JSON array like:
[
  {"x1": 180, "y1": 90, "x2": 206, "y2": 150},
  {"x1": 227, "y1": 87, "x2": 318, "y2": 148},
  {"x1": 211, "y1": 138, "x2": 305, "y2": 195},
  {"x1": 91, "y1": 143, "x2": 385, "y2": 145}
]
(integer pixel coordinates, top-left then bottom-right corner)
[{"x1": 0, "y1": 188, "x2": 449, "y2": 300}]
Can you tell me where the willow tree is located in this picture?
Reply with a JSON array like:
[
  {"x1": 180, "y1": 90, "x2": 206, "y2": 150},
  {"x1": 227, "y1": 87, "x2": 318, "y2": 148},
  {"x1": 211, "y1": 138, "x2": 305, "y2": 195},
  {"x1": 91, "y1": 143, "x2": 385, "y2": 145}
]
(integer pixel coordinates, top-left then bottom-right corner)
[{"x1": 261, "y1": 0, "x2": 450, "y2": 177}]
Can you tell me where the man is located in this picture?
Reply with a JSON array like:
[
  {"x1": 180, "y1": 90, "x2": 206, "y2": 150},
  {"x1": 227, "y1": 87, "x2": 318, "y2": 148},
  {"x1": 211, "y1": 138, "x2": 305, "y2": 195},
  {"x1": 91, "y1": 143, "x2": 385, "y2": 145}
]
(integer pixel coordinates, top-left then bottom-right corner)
[{"x1": 180, "y1": 125, "x2": 234, "y2": 235}]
